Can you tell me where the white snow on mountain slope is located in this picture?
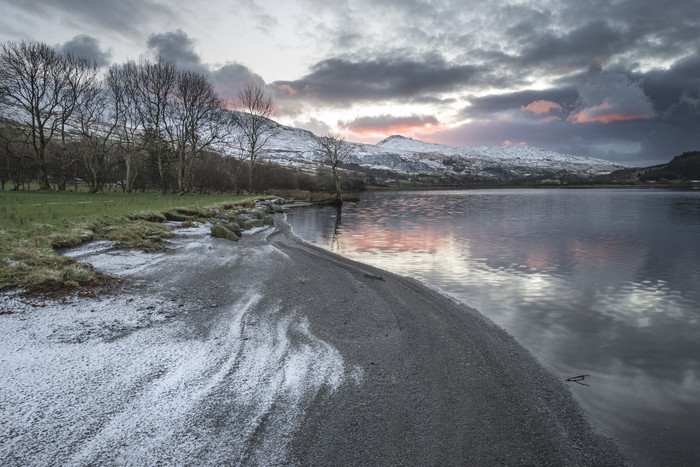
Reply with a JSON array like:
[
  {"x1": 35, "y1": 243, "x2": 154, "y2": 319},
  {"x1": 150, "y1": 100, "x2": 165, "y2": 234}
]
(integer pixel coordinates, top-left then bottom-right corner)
[{"x1": 264, "y1": 125, "x2": 627, "y2": 181}]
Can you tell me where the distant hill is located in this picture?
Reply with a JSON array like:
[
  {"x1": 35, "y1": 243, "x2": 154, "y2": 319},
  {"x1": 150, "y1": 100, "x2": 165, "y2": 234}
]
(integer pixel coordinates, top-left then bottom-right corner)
[
  {"x1": 599, "y1": 151, "x2": 700, "y2": 184},
  {"x1": 639, "y1": 151, "x2": 700, "y2": 182}
]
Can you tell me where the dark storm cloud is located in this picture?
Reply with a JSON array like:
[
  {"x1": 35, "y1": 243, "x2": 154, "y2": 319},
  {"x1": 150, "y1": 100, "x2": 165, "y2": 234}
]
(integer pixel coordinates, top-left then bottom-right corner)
[
  {"x1": 59, "y1": 34, "x2": 111, "y2": 66},
  {"x1": 146, "y1": 30, "x2": 203, "y2": 72},
  {"x1": 211, "y1": 63, "x2": 266, "y2": 101},
  {"x1": 493, "y1": 1, "x2": 700, "y2": 84},
  {"x1": 633, "y1": 54, "x2": 700, "y2": 112},
  {"x1": 272, "y1": 55, "x2": 490, "y2": 105},
  {"x1": 6, "y1": 0, "x2": 178, "y2": 35},
  {"x1": 559, "y1": 0, "x2": 700, "y2": 59},
  {"x1": 512, "y1": 20, "x2": 624, "y2": 70}
]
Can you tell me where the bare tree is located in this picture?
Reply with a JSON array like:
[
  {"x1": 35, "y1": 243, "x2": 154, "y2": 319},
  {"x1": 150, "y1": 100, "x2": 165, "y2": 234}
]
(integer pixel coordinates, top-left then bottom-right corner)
[
  {"x1": 74, "y1": 76, "x2": 122, "y2": 192},
  {"x1": 167, "y1": 70, "x2": 226, "y2": 193},
  {"x1": 316, "y1": 133, "x2": 355, "y2": 204},
  {"x1": 106, "y1": 62, "x2": 142, "y2": 193},
  {"x1": 0, "y1": 40, "x2": 71, "y2": 190},
  {"x1": 54, "y1": 53, "x2": 99, "y2": 190},
  {"x1": 132, "y1": 57, "x2": 177, "y2": 193},
  {"x1": 232, "y1": 82, "x2": 278, "y2": 193}
]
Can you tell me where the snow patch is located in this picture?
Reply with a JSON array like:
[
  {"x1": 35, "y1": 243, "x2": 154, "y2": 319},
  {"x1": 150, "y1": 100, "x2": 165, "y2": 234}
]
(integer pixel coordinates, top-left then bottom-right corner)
[{"x1": 0, "y1": 222, "x2": 358, "y2": 465}]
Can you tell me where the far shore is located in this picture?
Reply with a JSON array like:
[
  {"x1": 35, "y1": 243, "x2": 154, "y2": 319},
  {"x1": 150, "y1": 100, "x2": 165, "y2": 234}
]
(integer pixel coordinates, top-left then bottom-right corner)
[
  {"x1": 365, "y1": 181, "x2": 700, "y2": 191},
  {"x1": 0, "y1": 215, "x2": 627, "y2": 465}
]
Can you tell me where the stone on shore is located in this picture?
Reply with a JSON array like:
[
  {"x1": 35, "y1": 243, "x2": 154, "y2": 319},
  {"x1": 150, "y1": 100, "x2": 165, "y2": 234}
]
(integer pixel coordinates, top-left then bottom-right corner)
[
  {"x1": 210, "y1": 224, "x2": 240, "y2": 241},
  {"x1": 220, "y1": 221, "x2": 242, "y2": 236},
  {"x1": 243, "y1": 218, "x2": 265, "y2": 229}
]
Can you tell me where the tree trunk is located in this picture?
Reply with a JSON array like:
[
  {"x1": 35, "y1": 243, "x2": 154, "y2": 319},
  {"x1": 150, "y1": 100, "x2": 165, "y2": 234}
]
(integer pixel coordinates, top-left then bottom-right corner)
[
  {"x1": 157, "y1": 152, "x2": 167, "y2": 194},
  {"x1": 177, "y1": 154, "x2": 186, "y2": 193},
  {"x1": 57, "y1": 131, "x2": 68, "y2": 191},
  {"x1": 38, "y1": 164, "x2": 51, "y2": 191},
  {"x1": 185, "y1": 152, "x2": 197, "y2": 193},
  {"x1": 125, "y1": 155, "x2": 134, "y2": 193},
  {"x1": 249, "y1": 158, "x2": 254, "y2": 193},
  {"x1": 332, "y1": 165, "x2": 343, "y2": 204}
]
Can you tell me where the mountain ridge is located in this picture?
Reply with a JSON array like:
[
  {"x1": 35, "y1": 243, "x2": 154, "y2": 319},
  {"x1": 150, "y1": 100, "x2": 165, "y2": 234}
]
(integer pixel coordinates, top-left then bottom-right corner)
[{"x1": 264, "y1": 121, "x2": 628, "y2": 184}]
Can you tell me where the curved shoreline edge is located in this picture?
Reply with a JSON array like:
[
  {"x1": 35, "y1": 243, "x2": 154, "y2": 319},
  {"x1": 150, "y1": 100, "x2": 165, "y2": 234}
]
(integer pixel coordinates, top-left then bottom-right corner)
[
  {"x1": 272, "y1": 214, "x2": 626, "y2": 465},
  {"x1": 0, "y1": 216, "x2": 627, "y2": 465}
]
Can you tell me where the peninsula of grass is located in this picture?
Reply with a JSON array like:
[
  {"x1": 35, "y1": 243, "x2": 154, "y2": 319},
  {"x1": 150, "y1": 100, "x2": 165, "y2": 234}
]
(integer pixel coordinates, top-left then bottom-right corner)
[{"x1": 0, "y1": 190, "x2": 252, "y2": 293}]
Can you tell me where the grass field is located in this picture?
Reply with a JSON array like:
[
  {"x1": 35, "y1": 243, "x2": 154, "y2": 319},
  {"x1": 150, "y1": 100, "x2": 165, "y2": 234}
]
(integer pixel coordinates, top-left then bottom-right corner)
[{"x1": 0, "y1": 190, "x2": 252, "y2": 292}]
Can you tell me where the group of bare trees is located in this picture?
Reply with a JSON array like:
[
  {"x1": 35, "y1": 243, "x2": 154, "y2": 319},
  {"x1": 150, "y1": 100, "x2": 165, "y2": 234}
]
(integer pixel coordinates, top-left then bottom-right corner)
[
  {"x1": 0, "y1": 39, "x2": 279, "y2": 194},
  {"x1": 0, "y1": 39, "x2": 358, "y2": 196}
]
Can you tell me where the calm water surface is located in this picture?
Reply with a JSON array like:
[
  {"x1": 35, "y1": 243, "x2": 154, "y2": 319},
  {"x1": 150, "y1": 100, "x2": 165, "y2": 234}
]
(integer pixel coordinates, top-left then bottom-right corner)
[{"x1": 287, "y1": 188, "x2": 700, "y2": 466}]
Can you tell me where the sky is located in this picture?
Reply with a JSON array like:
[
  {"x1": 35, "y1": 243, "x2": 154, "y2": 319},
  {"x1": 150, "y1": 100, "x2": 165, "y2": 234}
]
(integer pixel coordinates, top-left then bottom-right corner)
[{"x1": 1, "y1": 0, "x2": 699, "y2": 166}]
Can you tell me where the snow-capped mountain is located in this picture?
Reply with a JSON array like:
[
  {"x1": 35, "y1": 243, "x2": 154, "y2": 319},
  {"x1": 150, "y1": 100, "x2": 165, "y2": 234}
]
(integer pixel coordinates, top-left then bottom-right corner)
[{"x1": 263, "y1": 123, "x2": 627, "y2": 183}]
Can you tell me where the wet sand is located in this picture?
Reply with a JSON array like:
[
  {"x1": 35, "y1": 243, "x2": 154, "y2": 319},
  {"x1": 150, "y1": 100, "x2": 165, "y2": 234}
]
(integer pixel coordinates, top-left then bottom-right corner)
[{"x1": 0, "y1": 216, "x2": 626, "y2": 465}]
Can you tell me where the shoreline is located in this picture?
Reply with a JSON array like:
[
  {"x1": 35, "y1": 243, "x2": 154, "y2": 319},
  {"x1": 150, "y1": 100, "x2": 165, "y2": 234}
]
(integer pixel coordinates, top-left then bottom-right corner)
[{"x1": 0, "y1": 216, "x2": 626, "y2": 465}]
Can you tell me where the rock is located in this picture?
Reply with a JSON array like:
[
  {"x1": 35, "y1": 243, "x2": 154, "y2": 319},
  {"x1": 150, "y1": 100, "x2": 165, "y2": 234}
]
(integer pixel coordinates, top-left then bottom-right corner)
[
  {"x1": 263, "y1": 215, "x2": 274, "y2": 226},
  {"x1": 221, "y1": 221, "x2": 242, "y2": 236},
  {"x1": 271, "y1": 205, "x2": 285, "y2": 213},
  {"x1": 210, "y1": 225, "x2": 239, "y2": 241},
  {"x1": 248, "y1": 208, "x2": 266, "y2": 219},
  {"x1": 243, "y1": 218, "x2": 264, "y2": 229},
  {"x1": 234, "y1": 213, "x2": 252, "y2": 224},
  {"x1": 215, "y1": 211, "x2": 230, "y2": 220}
]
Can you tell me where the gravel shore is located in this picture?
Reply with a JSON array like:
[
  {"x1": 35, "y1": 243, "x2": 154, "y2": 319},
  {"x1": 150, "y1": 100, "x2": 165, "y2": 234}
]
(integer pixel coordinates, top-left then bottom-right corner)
[{"x1": 0, "y1": 215, "x2": 626, "y2": 465}]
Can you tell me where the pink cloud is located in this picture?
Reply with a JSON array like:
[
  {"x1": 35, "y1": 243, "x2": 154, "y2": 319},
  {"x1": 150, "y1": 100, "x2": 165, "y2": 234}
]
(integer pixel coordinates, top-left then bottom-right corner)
[
  {"x1": 567, "y1": 102, "x2": 655, "y2": 124},
  {"x1": 503, "y1": 140, "x2": 527, "y2": 146},
  {"x1": 521, "y1": 100, "x2": 563, "y2": 115}
]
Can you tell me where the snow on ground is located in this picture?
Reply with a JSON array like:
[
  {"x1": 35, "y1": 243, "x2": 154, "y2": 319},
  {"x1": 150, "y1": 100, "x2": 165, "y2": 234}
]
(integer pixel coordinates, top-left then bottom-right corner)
[{"x1": 0, "y1": 223, "x2": 355, "y2": 465}]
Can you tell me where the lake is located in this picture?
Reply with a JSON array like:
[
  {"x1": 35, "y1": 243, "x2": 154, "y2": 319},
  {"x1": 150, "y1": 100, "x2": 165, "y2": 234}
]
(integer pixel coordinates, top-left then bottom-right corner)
[{"x1": 286, "y1": 188, "x2": 700, "y2": 466}]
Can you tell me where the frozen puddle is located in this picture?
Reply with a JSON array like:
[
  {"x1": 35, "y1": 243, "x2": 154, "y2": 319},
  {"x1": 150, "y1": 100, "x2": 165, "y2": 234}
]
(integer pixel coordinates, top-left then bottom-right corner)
[{"x1": 0, "y1": 223, "x2": 356, "y2": 465}]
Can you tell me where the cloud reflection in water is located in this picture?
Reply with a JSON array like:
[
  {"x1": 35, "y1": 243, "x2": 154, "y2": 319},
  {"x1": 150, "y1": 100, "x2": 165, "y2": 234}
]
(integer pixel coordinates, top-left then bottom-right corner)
[{"x1": 288, "y1": 188, "x2": 700, "y2": 466}]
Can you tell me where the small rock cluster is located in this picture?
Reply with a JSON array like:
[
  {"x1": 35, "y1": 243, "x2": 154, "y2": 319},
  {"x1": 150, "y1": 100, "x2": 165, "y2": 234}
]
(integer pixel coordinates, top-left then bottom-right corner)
[{"x1": 208, "y1": 198, "x2": 288, "y2": 241}]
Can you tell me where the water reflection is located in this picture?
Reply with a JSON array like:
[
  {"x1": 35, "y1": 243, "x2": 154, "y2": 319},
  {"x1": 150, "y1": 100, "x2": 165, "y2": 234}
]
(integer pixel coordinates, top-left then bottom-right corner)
[{"x1": 288, "y1": 189, "x2": 700, "y2": 466}]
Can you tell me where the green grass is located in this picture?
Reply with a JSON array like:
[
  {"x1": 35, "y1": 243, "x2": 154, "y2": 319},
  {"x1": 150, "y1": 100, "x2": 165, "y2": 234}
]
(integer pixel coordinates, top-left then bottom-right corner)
[{"x1": 0, "y1": 191, "x2": 252, "y2": 292}]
